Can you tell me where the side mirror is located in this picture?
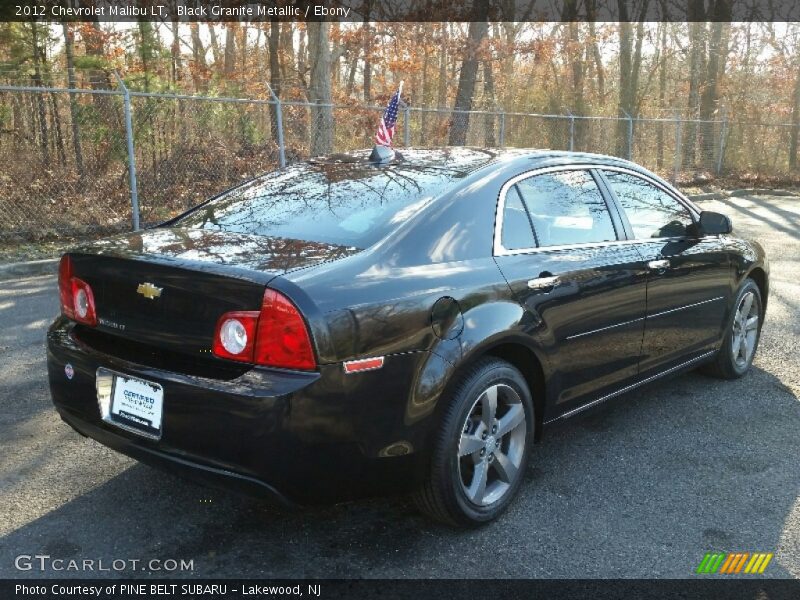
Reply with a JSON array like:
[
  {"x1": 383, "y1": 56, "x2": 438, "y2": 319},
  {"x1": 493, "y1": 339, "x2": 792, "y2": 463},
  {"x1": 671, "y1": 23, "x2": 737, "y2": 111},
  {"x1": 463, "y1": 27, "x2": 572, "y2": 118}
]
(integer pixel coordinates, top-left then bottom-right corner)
[{"x1": 699, "y1": 211, "x2": 732, "y2": 235}]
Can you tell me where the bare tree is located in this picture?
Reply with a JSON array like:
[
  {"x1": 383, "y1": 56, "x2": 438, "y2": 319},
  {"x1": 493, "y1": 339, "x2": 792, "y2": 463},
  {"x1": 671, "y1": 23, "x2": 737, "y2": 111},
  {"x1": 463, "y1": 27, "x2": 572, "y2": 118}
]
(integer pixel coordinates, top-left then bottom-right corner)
[
  {"x1": 223, "y1": 24, "x2": 236, "y2": 78},
  {"x1": 362, "y1": 0, "x2": 373, "y2": 102},
  {"x1": 190, "y1": 23, "x2": 207, "y2": 91},
  {"x1": 789, "y1": 30, "x2": 800, "y2": 169},
  {"x1": 30, "y1": 23, "x2": 49, "y2": 164},
  {"x1": 268, "y1": 22, "x2": 282, "y2": 140},
  {"x1": 62, "y1": 21, "x2": 84, "y2": 176},
  {"x1": 616, "y1": 0, "x2": 647, "y2": 158},
  {"x1": 684, "y1": 2, "x2": 707, "y2": 167},
  {"x1": 448, "y1": 2, "x2": 490, "y2": 145},
  {"x1": 307, "y1": 22, "x2": 334, "y2": 155}
]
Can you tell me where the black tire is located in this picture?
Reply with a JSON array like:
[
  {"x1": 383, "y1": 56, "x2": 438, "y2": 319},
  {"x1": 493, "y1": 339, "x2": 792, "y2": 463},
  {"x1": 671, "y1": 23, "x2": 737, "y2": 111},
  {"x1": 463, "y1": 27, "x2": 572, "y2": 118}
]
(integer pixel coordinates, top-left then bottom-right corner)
[
  {"x1": 413, "y1": 357, "x2": 534, "y2": 527},
  {"x1": 702, "y1": 278, "x2": 763, "y2": 380}
]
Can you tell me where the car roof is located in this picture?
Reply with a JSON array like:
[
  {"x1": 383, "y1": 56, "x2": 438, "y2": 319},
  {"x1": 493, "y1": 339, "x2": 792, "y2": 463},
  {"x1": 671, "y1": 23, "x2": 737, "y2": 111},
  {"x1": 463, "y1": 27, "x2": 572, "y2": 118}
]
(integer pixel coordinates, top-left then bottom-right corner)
[{"x1": 318, "y1": 147, "x2": 648, "y2": 176}]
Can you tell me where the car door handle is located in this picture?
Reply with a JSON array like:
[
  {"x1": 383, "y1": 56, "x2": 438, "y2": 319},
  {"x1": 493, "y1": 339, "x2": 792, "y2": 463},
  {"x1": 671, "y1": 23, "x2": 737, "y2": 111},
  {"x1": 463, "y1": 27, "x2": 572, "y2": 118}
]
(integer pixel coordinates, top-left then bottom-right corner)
[
  {"x1": 527, "y1": 275, "x2": 560, "y2": 292},
  {"x1": 647, "y1": 259, "x2": 671, "y2": 271}
]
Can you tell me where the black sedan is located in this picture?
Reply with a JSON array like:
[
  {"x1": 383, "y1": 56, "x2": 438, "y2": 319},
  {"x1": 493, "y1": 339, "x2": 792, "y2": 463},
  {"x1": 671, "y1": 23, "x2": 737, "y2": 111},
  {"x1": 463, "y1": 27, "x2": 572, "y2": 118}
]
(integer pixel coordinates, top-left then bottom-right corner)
[{"x1": 47, "y1": 148, "x2": 768, "y2": 526}]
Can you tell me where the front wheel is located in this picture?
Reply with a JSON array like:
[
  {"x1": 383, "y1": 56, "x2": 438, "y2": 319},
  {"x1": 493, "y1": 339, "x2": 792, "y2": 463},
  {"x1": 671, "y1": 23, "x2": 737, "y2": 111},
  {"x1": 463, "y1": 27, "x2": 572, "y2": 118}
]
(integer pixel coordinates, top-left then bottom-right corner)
[
  {"x1": 703, "y1": 278, "x2": 763, "y2": 379},
  {"x1": 413, "y1": 358, "x2": 534, "y2": 527}
]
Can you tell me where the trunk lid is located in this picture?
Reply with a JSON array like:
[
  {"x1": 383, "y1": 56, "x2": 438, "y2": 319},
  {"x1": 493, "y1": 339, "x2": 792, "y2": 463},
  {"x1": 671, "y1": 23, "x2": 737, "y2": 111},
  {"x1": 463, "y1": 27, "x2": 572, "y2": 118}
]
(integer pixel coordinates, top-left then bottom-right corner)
[{"x1": 69, "y1": 227, "x2": 359, "y2": 357}]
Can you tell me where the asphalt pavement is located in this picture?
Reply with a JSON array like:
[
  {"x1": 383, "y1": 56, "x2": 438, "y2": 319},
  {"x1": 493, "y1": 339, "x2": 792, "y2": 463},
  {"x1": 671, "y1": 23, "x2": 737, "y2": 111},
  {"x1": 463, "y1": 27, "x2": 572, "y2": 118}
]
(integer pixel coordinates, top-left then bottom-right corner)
[{"x1": 0, "y1": 194, "x2": 798, "y2": 579}]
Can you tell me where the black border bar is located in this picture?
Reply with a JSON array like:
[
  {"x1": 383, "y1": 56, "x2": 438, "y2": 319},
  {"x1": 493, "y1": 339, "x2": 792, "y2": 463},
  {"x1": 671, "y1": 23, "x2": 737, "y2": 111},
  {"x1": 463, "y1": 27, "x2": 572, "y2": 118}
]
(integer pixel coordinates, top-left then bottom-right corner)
[
  {"x1": 5, "y1": 579, "x2": 800, "y2": 600},
  {"x1": 3, "y1": 0, "x2": 800, "y2": 23}
]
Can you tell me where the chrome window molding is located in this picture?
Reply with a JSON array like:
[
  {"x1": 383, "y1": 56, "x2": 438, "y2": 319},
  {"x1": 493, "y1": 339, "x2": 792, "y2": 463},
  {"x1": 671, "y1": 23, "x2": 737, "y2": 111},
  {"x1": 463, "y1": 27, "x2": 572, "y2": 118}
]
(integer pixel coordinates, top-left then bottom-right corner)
[{"x1": 493, "y1": 163, "x2": 701, "y2": 257}]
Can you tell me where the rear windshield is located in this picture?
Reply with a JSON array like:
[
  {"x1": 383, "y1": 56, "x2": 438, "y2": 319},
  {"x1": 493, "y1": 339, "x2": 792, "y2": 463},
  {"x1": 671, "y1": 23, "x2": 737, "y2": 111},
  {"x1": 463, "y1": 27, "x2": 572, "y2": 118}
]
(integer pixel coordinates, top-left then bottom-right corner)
[{"x1": 176, "y1": 148, "x2": 496, "y2": 249}]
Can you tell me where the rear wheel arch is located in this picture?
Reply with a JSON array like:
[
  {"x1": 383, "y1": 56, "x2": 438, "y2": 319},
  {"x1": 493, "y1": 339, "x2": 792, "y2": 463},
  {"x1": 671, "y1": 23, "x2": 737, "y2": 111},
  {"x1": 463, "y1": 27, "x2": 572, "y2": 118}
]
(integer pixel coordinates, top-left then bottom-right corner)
[{"x1": 439, "y1": 338, "x2": 548, "y2": 443}]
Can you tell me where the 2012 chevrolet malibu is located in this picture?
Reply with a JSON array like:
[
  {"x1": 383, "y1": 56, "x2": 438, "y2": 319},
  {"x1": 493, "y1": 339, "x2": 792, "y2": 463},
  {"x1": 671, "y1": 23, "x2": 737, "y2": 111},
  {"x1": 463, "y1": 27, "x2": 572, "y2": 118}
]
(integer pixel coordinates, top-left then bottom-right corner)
[{"x1": 47, "y1": 148, "x2": 769, "y2": 526}]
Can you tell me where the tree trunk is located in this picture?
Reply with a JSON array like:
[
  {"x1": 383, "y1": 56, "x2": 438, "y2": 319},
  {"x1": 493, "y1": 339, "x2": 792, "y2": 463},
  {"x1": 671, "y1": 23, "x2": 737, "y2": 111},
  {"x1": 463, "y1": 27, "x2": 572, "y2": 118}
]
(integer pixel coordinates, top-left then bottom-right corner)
[
  {"x1": 448, "y1": 4, "x2": 489, "y2": 146},
  {"x1": 49, "y1": 91, "x2": 67, "y2": 167},
  {"x1": 685, "y1": 4, "x2": 707, "y2": 168},
  {"x1": 362, "y1": 1, "x2": 373, "y2": 102},
  {"x1": 420, "y1": 23, "x2": 433, "y2": 136},
  {"x1": 280, "y1": 23, "x2": 294, "y2": 83},
  {"x1": 307, "y1": 22, "x2": 334, "y2": 155},
  {"x1": 137, "y1": 21, "x2": 157, "y2": 92},
  {"x1": 31, "y1": 23, "x2": 49, "y2": 165},
  {"x1": 483, "y1": 59, "x2": 496, "y2": 146},
  {"x1": 565, "y1": 20, "x2": 586, "y2": 148},
  {"x1": 62, "y1": 22, "x2": 84, "y2": 176},
  {"x1": 238, "y1": 25, "x2": 247, "y2": 79},
  {"x1": 170, "y1": 20, "x2": 182, "y2": 85},
  {"x1": 656, "y1": 22, "x2": 667, "y2": 168},
  {"x1": 437, "y1": 23, "x2": 448, "y2": 109},
  {"x1": 190, "y1": 23, "x2": 207, "y2": 91},
  {"x1": 331, "y1": 22, "x2": 341, "y2": 88},
  {"x1": 298, "y1": 26, "x2": 307, "y2": 90},
  {"x1": 616, "y1": 0, "x2": 647, "y2": 158},
  {"x1": 700, "y1": 2, "x2": 731, "y2": 170},
  {"x1": 345, "y1": 53, "x2": 358, "y2": 97},
  {"x1": 207, "y1": 24, "x2": 220, "y2": 66},
  {"x1": 268, "y1": 22, "x2": 282, "y2": 140},
  {"x1": 790, "y1": 59, "x2": 800, "y2": 170},
  {"x1": 224, "y1": 25, "x2": 236, "y2": 77},
  {"x1": 616, "y1": 16, "x2": 633, "y2": 157},
  {"x1": 588, "y1": 20, "x2": 605, "y2": 102}
]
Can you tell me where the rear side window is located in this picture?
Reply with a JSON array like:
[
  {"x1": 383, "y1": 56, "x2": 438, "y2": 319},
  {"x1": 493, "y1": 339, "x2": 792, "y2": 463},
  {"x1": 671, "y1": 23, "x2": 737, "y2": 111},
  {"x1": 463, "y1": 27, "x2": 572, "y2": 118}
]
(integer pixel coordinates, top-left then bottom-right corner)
[
  {"x1": 602, "y1": 171, "x2": 694, "y2": 239},
  {"x1": 515, "y1": 170, "x2": 617, "y2": 247},
  {"x1": 501, "y1": 188, "x2": 536, "y2": 250}
]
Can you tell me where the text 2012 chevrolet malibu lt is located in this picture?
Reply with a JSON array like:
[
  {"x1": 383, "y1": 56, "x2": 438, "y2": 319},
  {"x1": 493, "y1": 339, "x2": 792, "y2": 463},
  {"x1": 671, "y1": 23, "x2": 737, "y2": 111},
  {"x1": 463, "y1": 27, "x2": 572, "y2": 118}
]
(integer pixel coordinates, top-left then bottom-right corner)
[{"x1": 48, "y1": 148, "x2": 768, "y2": 526}]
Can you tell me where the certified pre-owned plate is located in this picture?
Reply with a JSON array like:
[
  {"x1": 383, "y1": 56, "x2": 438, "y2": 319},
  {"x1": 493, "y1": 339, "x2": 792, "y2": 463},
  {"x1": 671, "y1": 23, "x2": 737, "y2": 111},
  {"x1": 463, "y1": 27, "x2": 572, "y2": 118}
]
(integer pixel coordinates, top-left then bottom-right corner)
[{"x1": 96, "y1": 368, "x2": 164, "y2": 439}]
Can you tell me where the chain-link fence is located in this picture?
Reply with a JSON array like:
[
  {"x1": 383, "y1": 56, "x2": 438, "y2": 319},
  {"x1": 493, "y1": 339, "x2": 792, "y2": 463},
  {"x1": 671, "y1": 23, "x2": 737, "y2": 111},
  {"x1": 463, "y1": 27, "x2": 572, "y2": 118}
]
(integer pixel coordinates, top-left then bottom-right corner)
[{"x1": 0, "y1": 78, "x2": 797, "y2": 243}]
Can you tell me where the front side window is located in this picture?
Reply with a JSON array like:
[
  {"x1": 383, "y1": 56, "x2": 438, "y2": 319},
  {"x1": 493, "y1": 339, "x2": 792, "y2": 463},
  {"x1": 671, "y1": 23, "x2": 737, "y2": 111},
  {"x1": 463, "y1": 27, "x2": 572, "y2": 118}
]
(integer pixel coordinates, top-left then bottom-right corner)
[
  {"x1": 514, "y1": 170, "x2": 617, "y2": 247},
  {"x1": 602, "y1": 171, "x2": 694, "y2": 239}
]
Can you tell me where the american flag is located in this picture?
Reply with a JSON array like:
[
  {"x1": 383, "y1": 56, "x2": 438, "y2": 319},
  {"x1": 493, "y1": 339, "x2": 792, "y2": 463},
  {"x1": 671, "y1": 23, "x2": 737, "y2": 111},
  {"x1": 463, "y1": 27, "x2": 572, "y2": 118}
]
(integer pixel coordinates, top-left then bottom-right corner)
[{"x1": 375, "y1": 88, "x2": 402, "y2": 147}]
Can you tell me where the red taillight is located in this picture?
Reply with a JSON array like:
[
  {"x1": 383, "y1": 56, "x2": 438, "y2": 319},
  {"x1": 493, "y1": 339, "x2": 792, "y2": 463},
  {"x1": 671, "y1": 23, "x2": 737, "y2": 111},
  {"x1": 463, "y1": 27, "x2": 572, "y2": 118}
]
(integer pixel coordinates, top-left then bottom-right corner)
[
  {"x1": 212, "y1": 289, "x2": 316, "y2": 370},
  {"x1": 58, "y1": 255, "x2": 73, "y2": 319},
  {"x1": 59, "y1": 255, "x2": 97, "y2": 326},
  {"x1": 254, "y1": 289, "x2": 316, "y2": 370}
]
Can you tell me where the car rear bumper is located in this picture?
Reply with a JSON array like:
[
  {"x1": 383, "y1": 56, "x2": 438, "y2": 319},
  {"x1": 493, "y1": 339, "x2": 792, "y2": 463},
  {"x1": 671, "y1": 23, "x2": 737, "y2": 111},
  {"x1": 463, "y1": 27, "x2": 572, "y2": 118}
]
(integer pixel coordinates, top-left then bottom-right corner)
[
  {"x1": 47, "y1": 318, "x2": 434, "y2": 504},
  {"x1": 56, "y1": 408, "x2": 295, "y2": 506}
]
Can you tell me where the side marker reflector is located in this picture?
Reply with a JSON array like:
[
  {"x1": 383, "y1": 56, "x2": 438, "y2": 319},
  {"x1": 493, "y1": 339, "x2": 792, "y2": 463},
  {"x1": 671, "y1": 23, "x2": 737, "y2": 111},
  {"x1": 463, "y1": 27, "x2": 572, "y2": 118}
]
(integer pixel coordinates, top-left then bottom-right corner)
[{"x1": 343, "y1": 357, "x2": 385, "y2": 374}]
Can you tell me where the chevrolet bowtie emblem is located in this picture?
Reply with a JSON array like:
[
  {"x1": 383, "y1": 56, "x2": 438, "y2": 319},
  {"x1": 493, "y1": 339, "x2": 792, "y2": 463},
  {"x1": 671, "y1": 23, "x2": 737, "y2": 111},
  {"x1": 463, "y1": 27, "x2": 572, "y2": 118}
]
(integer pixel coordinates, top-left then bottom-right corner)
[{"x1": 136, "y1": 282, "x2": 163, "y2": 300}]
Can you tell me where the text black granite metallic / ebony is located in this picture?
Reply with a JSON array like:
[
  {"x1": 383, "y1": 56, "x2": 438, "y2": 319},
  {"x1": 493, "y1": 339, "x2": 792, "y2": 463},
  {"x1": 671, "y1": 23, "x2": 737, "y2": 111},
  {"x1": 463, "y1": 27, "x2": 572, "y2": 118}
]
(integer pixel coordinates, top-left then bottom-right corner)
[{"x1": 47, "y1": 148, "x2": 769, "y2": 526}]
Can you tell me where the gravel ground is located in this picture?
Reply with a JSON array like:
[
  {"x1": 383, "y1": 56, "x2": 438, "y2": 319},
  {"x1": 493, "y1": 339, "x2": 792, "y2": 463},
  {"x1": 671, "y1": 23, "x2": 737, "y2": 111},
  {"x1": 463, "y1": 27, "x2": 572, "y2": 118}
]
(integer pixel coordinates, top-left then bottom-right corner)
[{"x1": 0, "y1": 194, "x2": 798, "y2": 579}]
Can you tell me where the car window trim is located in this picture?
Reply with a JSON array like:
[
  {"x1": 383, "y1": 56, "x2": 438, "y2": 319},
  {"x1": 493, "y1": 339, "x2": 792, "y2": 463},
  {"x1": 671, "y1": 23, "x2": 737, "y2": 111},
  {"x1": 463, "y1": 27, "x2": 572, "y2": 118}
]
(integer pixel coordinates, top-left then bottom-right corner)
[
  {"x1": 493, "y1": 164, "x2": 701, "y2": 257},
  {"x1": 494, "y1": 164, "x2": 628, "y2": 256},
  {"x1": 508, "y1": 166, "x2": 622, "y2": 251},
  {"x1": 588, "y1": 168, "x2": 629, "y2": 241},
  {"x1": 499, "y1": 184, "x2": 539, "y2": 251},
  {"x1": 512, "y1": 183, "x2": 540, "y2": 247}
]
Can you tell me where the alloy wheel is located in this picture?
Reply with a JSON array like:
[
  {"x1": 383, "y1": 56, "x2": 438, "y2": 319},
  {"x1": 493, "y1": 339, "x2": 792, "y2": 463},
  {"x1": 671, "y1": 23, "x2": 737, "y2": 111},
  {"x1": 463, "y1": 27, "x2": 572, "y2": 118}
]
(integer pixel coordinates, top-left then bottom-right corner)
[
  {"x1": 731, "y1": 290, "x2": 759, "y2": 369},
  {"x1": 457, "y1": 384, "x2": 527, "y2": 507}
]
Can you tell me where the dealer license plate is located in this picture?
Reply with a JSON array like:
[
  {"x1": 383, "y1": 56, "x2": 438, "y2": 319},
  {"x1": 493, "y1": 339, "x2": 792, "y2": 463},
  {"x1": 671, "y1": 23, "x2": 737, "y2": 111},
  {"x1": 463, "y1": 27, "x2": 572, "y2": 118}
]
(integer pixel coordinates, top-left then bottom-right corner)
[{"x1": 97, "y1": 369, "x2": 164, "y2": 439}]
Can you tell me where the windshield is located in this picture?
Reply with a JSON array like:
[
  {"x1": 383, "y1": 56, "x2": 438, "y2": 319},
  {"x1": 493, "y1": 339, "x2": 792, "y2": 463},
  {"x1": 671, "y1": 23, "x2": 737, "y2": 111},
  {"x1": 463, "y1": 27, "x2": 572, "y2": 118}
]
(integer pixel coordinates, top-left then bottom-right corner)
[{"x1": 176, "y1": 148, "x2": 497, "y2": 249}]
